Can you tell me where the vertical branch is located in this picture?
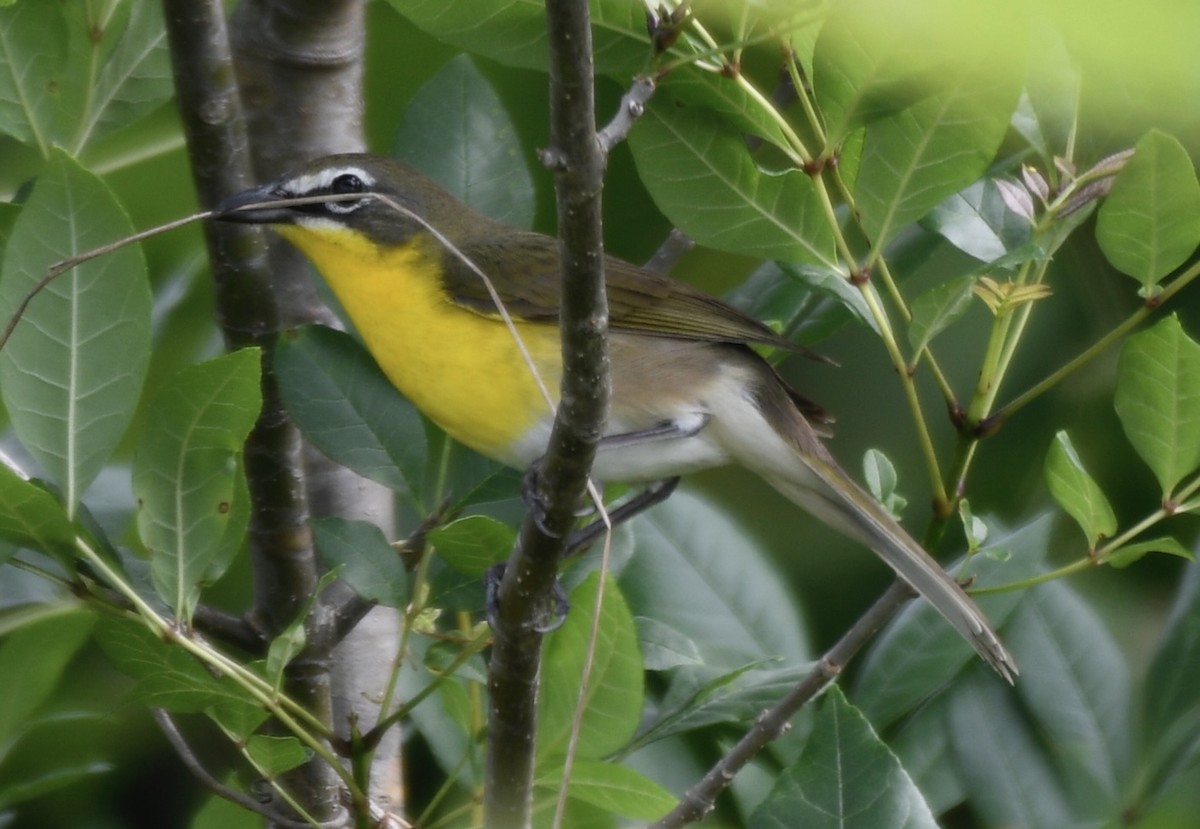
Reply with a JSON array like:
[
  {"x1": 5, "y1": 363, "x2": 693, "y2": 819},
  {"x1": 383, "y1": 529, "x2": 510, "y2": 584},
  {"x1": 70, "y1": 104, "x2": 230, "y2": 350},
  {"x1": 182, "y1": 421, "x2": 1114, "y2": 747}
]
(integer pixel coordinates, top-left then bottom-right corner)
[
  {"x1": 485, "y1": 0, "x2": 610, "y2": 826},
  {"x1": 161, "y1": 2, "x2": 347, "y2": 824},
  {"x1": 167, "y1": 0, "x2": 401, "y2": 821}
]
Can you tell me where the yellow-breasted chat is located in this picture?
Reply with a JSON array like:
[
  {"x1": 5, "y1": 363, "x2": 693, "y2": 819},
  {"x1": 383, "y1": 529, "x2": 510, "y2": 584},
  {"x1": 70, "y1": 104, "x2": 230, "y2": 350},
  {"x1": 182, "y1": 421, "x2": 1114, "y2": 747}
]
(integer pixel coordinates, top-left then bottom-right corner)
[{"x1": 215, "y1": 153, "x2": 1016, "y2": 681}]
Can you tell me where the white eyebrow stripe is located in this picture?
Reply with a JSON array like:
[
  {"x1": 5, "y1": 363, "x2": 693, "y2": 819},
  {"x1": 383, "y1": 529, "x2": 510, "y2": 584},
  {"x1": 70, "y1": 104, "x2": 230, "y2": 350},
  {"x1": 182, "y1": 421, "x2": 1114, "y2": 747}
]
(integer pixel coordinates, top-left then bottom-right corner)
[{"x1": 284, "y1": 166, "x2": 375, "y2": 195}]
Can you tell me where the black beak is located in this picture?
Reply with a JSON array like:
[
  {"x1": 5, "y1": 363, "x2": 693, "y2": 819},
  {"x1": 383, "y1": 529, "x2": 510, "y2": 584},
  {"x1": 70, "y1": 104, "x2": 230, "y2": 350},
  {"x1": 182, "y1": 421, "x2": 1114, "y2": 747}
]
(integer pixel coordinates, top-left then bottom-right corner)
[{"x1": 213, "y1": 183, "x2": 295, "y2": 224}]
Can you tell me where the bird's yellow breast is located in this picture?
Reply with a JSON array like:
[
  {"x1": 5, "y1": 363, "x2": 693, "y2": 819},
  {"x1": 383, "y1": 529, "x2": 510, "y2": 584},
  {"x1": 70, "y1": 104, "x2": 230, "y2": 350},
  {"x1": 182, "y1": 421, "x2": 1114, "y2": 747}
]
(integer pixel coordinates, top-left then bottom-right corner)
[{"x1": 278, "y1": 225, "x2": 561, "y2": 462}]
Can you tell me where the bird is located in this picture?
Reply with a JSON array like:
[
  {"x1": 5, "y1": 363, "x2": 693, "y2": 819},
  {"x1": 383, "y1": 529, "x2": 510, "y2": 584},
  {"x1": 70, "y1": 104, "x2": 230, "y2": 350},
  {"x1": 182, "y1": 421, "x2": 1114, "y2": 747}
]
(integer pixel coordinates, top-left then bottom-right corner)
[{"x1": 214, "y1": 153, "x2": 1016, "y2": 682}]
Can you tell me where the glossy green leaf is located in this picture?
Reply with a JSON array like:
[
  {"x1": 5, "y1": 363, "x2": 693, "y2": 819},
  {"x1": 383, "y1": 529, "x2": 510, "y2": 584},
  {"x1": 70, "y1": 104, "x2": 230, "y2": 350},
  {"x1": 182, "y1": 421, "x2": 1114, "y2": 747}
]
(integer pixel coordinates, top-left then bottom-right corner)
[
  {"x1": 394, "y1": 54, "x2": 534, "y2": 228},
  {"x1": 658, "y1": 70, "x2": 790, "y2": 151},
  {"x1": 923, "y1": 179, "x2": 1033, "y2": 263},
  {"x1": 855, "y1": 51, "x2": 1021, "y2": 253},
  {"x1": 0, "y1": 608, "x2": 93, "y2": 750},
  {"x1": 778, "y1": 261, "x2": 879, "y2": 335},
  {"x1": 275, "y1": 325, "x2": 426, "y2": 499},
  {"x1": 907, "y1": 275, "x2": 977, "y2": 356},
  {"x1": 384, "y1": 0, "x2": 650, "y2": 77},
  {"x1": 951, "y1": 582, "x2": 1130, "y2": 827},
  {"x1": 1010, "y1": 583, "x2": 1129, "y2": 815},
  {"x1": 0, "y1": 463, "x2": 76, "y2": 562},
  {"x1": 723, "y1": 261, "x2": 854, "y2": 348},
  {"x1": 428, "y1": 514, "x2": 514, "y2": 577},
  {"x1": 1105, "y1": 536, "x2": 1194, "y2": 569},
  {"x1": 1044, "y1": 431, "x2": 1117, "y2": 548},
  {"x1": 93, "y1": 616, "x2": 244, "y2": 713},
  {"x1": 536, "y1": 759, "x2": 676, "y2": 821},
  {"x1": 1114, "y1": 315, "x2": 1200, "y2": 497},
  {"x1": 813, "y1": 0, "x2": 950, "y2": 144},
  {"x1": 619, "y1": 490, "x2": 810, "y2": 669},
  {"x1": 312, "y1": 516, "x2": 408, "y2": 607},
  {"x1": 537, "y1": 572, "x2": 643, "y2": 760},
  {"x1": 246, "y1": 734, "x2": 311, "y2": 775},
  {"x1": 1144, "y1": 567, "x2": 1200, "y2": 792},
  {"x1": 1096, "y1": 130, "x2": 1200, "y2": 288},
  {"x1": 863, "y1": 447, "x2": 906, "y2": 517},
  {"x1": 0, "y1": 152, "x2": 151, "y2": 511},
  {"x1": 948, "y1": 670, "x2": 1075, "y2": 829},
  {"x1": 629, "y1": 92, "x2": 836, "y2": 267},
  {"x1": 632, "y1": 662, "x2": 809, "y2": 749},
  {"x1": 634, "y1": 616, "x2": 702, "y2": 671},
  {"x1": 0, "y1": 1, "x2": 67, "y2": 150},
  {"x1": 750, "y1": 685, "x2": 938, "y2": 829},
  {"x1": 264, "y1": 569, "x2": 339, "y2": 690},
  {"x1": 67, "y1": 1, "x2": 171, "y2": 150},
  {"x1": 133, "y1": 349, "x2": 261, "y2": 620}
]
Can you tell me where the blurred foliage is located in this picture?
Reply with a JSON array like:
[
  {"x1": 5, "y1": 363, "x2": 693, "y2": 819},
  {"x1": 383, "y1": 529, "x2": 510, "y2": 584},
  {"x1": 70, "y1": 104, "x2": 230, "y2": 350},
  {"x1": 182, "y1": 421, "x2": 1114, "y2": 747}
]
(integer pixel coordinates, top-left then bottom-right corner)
[{"x1": 2, "y1": 1, "x2": 1200, "y2": 828}]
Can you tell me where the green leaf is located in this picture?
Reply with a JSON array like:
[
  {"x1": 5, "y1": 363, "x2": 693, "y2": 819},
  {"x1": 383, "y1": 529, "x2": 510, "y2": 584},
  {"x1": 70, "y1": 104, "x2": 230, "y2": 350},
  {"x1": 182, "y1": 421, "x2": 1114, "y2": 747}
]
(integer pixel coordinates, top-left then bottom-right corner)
[
  {"x1": 922, "y1": 179, "x2": 1034, "y2": 263},
  {"x1": 1044, "y1": 431, "x2": 1117, "y2": 548},
  {"x1": 1144, "y1": 567, "x2": 1200, "y2": 794},
  {"x1": 68, "y1": 1, "x2": 171, "y2": 150},
  {"x1": 863, "y1": 447, "x2": 907, "y2": 518},
  {"x1": 634, "y1": 616, "x2": 702, "y2": 671},
  {"x1": 428, "y1": 514, "x2": 514, "y2": 577},
  {"x1": 0, "y1": 1, "x2": 67, "y2": 150},
  {"x1": 750, "y1": 685, "x2": 938, "y2": 829},
  {"x1": 394, "y1": 54, "x2": 534, "y2": 228},
  {"x1": 93, "y1": 616, "x2": 244, "y2": 713},
  {"x1": 629, "y1": 92, "x2": 836, "y2": 267},
  {"x1": 0, "y1": 151, "x2": 151, "y2": 511},
  {"x1": 536, "y1": 759, "x2": 676, "y2": 821},
  {"x1": 633, "y1": 661, "x2": 809, "y2": 749},
  {"x1": 246, "y1": 734, "x2": 311, "y2": 776},
  {"x1": 813, "y1": 0, "x2": 951, "y2": 143},
  {"x1": 950, "y1": 582, "x2": 1130, "y2": 827},
  {"x1": 723, "y1": 261, "x2": 855, "y2": 348},
  {"x1": 947, "y1": 670, "x2": 1075, "y2": 829},
  {"x1": 537, "y1": 572, "x2": 643, "y2": 760},
  {"x1": 1096, "y1": 130, "x2": 1200, "y2": 288},
  {"x1": 658, "y1": 70, "x2": 790, "y2": 152},
  {"x1": 1105, "y1": 536, "x2": 1194, "y2": 568},
  {"x1": 0, "y1": 463, "x2": 76, "y2": 562},
  {"x1": 133, "y1": 349, "x2": 262, "y2": 620},
  {"x1": 384, "y1": 0, "x2": 649, "y2": 77},
  {"x1": 0, "y1": 608, "x2": 93, "y2": 750},
  {"x1": 265, "y1": 569, "x2": 340, "y2": 690},
  {"x1": 855, "y1": 48, "x2": 1021, "y2": 253},
  {"x1": 619, "y1": 489, "x2": 810, "y2": 669},
  {"x1": 778, "y1": 261, "x2": 879, "y2": 335},
  {"x1": 907, "y1": 276, "x2": 978, "y2": 358},
  {"x1": 275, "y1": 325, "x2": 427, "y2": 499},
  {"x1": 1114, "y1": 315, "x2": 1200, "y2": 497},
  {"x1": 312, "y1": 516, "x2": 408, "y2": 607},
  {"x1": 0, "y1": 761, "x2": 114, "y2": 811}
]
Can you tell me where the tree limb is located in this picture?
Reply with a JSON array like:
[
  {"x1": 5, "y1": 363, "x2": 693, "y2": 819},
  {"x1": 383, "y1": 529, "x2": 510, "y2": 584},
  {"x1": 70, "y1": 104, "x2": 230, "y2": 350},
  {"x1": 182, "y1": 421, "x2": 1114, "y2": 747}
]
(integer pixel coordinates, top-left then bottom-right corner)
[
  {"x1": 484, "y1": 1, "x2": 611, "y2": 826},
  {"x1": 650, "y1": 582, "x2": 913, "y2": 828}
]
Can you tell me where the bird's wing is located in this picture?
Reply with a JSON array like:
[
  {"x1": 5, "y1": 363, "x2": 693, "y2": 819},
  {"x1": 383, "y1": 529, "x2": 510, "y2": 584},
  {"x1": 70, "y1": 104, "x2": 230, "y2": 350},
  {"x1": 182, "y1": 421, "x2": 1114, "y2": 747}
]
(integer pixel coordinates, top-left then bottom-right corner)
[{"x1": 440, "y1": 232, "x2": 799, "y2": 349}]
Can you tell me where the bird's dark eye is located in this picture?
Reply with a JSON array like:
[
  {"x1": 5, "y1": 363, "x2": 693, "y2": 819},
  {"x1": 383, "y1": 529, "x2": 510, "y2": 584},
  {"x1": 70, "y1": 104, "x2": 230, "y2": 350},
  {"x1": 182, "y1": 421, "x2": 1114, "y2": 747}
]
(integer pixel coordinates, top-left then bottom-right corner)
[{"x1": 331, "y1": 173, "x2": 365, "y2": 194}]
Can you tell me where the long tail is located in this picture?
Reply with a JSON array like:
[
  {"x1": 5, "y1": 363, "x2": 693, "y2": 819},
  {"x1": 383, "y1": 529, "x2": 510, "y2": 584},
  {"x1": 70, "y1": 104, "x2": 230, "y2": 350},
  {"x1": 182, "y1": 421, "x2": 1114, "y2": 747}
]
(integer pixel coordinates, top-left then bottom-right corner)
[
  {"x1": 759, "y1": 450, "x2": 1017, "y2": 682},
  {"x1": 731, "y1": 371, "x2": 1016, "y2": 681}
]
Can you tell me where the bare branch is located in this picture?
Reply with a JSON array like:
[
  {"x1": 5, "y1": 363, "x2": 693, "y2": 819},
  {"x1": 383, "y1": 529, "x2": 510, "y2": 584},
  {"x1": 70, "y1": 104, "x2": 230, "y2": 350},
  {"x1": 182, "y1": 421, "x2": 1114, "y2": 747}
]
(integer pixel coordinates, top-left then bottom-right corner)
[
  {"x1": 650, "y1": 582, "x2": 914, "y2": 828},
  {"x1": 484, "y1": 0, "x2": 611, "y2": 825}
]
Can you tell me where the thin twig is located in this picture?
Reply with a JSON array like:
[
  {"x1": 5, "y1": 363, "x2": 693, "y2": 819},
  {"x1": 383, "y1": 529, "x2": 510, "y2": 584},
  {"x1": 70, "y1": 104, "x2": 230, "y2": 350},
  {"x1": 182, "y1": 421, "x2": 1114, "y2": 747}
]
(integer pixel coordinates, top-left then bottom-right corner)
[
  {"x1": 153, "y1": 708, "x2": 282, "y2": 820},
  {"x1": 650, "y1": 582, "x2": 913, "y2": 828}
]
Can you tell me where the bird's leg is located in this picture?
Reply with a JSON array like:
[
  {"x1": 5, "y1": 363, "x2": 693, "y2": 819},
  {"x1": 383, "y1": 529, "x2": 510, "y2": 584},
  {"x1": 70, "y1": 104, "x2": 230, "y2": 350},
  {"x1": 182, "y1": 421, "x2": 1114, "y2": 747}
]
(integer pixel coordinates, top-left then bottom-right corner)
[
  {"x1": 519, "y1": 415, "x2": 708, "y2": 537},
  {"x1": 565, "y1": 477, "x2": 680, "y2": 555}
]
